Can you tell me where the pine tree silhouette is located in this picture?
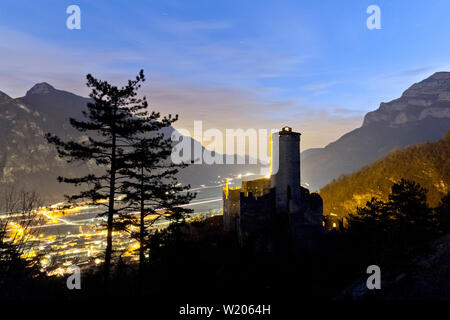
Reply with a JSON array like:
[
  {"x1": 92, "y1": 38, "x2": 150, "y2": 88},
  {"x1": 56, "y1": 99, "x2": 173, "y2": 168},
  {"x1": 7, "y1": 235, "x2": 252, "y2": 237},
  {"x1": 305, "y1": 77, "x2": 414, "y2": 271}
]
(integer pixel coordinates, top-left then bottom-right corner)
[
  {"x1": 46, "y1": 70, "x2": 179, "y2": 289},
  {"x1": 118, "y1": 124, "x2": 196, "y2": 290}
]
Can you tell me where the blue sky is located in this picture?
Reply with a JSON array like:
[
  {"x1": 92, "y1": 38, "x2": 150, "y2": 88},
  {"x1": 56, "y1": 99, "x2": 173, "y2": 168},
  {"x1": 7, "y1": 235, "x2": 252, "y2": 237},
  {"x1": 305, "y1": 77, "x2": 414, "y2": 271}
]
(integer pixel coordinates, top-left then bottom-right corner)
[{"x1": 1, "y1": 0, "x2": 450, "y2": 150}]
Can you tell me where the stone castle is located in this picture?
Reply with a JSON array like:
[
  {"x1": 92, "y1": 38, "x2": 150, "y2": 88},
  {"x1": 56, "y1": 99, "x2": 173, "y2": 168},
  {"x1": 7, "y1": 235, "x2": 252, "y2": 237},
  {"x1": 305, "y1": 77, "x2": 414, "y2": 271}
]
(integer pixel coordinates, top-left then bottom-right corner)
[{"x1": 223, "y1": 126, "x2": 324, "y2": 252}]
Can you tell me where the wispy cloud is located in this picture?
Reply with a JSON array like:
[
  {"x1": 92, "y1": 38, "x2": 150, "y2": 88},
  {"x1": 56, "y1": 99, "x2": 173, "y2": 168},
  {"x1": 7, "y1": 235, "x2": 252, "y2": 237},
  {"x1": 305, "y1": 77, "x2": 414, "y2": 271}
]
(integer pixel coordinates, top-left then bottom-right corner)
[
  {"x1": 332, "y1": 107, "x2": 365, "y2": 116},
  {"x1": 379, "y1": 67, "x2": 436, "y2": 80},
  {"x1": 300, "y1": 81, "x2": 340, "y2": 91},
  {"x1": 154, "y1": 18, "x2": 233, "y2": 34},
  {"x1": 0, "y1": 21, "x2": 361, "y2": 152},
  {"x1": 0, "y1": 27, "x2": 146, "y2": 97},
  {"x1": 146, "y1": 79, "x2": 363, "y2": 151}
]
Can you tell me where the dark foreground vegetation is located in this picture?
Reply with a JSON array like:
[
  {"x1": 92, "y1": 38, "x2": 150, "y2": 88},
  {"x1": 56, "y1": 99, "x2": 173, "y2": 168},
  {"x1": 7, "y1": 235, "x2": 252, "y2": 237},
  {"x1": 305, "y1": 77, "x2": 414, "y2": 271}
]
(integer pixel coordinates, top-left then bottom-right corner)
[{"x1": 1, "y1": 179, "x2": 450, "y2": 304}]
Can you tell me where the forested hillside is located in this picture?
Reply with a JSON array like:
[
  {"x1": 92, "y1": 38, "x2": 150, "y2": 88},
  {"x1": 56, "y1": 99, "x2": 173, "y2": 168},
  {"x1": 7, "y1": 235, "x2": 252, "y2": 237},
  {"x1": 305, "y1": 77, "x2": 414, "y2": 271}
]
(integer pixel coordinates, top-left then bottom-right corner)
[{"x1": 320, "y1": 131, "x2": 450, "y2": 217}]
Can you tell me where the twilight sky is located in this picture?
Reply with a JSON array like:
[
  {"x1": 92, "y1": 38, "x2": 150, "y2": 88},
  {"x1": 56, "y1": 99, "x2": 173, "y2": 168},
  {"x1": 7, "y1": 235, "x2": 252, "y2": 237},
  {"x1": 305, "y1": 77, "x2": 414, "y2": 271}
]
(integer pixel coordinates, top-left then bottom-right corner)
[{"x1": 1, "y1": 0, "x2": 450, "y2": 151}]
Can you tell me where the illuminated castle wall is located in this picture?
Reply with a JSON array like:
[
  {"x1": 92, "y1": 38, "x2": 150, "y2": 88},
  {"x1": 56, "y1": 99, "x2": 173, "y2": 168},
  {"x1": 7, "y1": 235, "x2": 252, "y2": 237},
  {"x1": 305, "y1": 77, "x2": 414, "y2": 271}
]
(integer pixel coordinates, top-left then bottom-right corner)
[{"x1": 222, "y1": 126, "x2": 323, "y2": 252}]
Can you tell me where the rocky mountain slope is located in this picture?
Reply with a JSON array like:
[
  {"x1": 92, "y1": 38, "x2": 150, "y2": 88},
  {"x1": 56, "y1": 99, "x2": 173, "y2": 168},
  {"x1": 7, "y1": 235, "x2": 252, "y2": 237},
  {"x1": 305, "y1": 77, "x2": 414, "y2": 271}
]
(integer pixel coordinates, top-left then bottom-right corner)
[
  {"x1": 302, "y1": 72, "x2": 450, "y2": 191},
  {"x1": 0, "y1": 83, "x2": 93, "y2": 201}
]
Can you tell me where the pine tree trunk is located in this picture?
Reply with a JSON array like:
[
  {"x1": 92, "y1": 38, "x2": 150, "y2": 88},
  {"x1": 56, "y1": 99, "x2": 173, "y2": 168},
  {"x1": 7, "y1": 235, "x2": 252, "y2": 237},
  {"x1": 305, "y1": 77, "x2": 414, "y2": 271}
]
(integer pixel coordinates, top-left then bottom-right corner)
[
  {"x1": 104, "y1": 107, "x2": 117, "y2": 291},
  {"x1": 138, "y1": 166, "x2": 145, "y2": 292},
  {"x1": 104, "y1": 163, "x2": 115, "y2": 291}
]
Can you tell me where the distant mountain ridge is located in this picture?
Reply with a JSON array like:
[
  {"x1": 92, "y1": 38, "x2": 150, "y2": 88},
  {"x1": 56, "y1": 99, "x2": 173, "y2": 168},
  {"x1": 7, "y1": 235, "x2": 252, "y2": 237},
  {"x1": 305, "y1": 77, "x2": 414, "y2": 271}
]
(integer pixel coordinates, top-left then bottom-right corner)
[
  {"x1": 2, "y1": 71, "x2": 450, "y2": 203},
  {"x1": 302, "y1": 72, "x2": 450, "y2": 191},
  {"x1": 0, "y1": 83, "x2": 261, "y2": 203}
]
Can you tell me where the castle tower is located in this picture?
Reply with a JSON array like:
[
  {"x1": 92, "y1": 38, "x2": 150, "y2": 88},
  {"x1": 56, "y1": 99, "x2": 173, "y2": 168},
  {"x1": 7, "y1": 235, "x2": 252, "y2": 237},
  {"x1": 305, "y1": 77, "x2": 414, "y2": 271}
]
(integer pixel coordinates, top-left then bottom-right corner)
[{"x1": 270, "y1": 126, "x2": 301, "y2": 214}]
